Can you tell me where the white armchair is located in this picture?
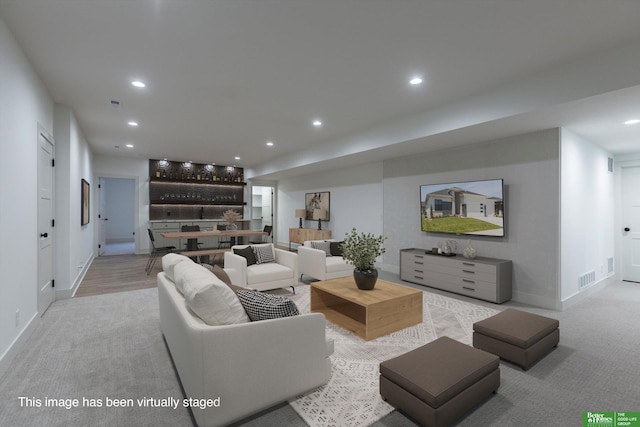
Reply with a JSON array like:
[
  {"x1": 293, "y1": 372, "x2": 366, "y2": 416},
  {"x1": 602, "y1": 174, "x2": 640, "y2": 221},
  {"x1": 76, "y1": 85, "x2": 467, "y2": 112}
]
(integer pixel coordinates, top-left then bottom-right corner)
[
  {"x1": 224, "y1": 243, "x2": 299, "y2": 292},
  {"x1": 298, "y1": 240, "x2": 353, "y2": 281}
]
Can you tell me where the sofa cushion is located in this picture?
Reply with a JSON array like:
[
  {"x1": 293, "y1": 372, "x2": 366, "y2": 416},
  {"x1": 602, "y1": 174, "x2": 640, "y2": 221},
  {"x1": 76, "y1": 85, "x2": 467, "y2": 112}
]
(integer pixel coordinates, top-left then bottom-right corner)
[
  {"x1": 330, "y1": 241, "x2": 344, "y2": 257},
  {"x1": 234, "y1": 246, "x2": 257, "y2": 266},
  {"x1": 311, "y1": 240, "x2": 332, "y2": 256},
  {"x1": 175, "y1": 262, "x2": 250, "y2": 325},
  {"x1": 236, "y1": 289, "x2": 300, "y2": 321},
  {"x1": 247, "y1": 263, "x2": 294, "y2": 285},
  {"x1": 252, "y1": 244, "x2": 275, "y2": 264},
  {"x1": 162, "y1": 253, "x2": 192, "y2": 286}
]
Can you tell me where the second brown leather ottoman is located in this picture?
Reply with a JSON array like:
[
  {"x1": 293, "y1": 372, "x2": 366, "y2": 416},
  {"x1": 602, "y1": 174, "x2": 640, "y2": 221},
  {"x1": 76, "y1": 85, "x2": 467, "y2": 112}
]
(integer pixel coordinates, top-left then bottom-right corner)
[
  {"x1": 473, "y1": 308, "x2": 559, "y2": 370},
  {"x1": 380, "y1": 336, "x2": 500, "y2": 427}
]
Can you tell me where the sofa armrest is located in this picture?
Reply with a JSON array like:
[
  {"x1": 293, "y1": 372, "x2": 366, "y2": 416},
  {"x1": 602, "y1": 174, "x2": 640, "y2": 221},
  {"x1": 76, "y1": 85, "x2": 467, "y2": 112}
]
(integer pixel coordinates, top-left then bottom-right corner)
[
  {"x1": 223, "y1": 268, "x2": 240, "y2": 286},
  {"x1": 274, "y1": 248, "x2": 298, "y2": 280},
  {"x1": 298, "y1": 246, "x2": 328, "y2": 281},
  {"x1": 223, "y1": 252, "x2": 248, "y2": 286}
]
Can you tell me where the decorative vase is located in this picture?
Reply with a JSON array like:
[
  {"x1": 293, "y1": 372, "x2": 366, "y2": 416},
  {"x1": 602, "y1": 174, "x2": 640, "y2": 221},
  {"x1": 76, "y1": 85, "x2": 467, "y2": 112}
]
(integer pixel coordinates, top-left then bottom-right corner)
[
  {"x1": 353, "y1": 268, "x2": 378, "y2": 290},
  {"x1": 226, "y1": 222, "x2": 238, "y2": 231},
  {"x1": 462, "y1": 240, "x2": 477, "y2": 259}
]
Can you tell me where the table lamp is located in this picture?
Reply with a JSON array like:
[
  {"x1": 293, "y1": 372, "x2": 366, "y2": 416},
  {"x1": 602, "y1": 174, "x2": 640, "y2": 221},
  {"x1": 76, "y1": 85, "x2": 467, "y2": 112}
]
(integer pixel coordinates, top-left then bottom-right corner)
[
  {"x1": 295, "y1": 209, "x2": 306, "y2": 228},
  {"x1": 313, "y1": 209, "x2": 326, "y2": 230}
]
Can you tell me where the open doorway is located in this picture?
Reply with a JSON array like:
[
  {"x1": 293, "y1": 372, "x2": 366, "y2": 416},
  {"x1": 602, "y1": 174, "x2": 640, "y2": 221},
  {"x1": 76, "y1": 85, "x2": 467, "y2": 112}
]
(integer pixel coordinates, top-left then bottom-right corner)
[
  {"x1": 251, "y1": 185, "x2": 274, "y2": 240},
  {"x1": 98, "y1": 177, "x2": 136, "y2": 256}
]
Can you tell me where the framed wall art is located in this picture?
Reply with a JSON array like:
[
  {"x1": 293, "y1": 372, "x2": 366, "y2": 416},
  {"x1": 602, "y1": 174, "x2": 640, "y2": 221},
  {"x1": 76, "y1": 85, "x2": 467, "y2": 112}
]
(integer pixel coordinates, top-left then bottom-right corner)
[
  {"x1": 305, "y1": 191, "x2": 330, "y2": 220},
  {"x1": 81, "y1": 179, "x2": 90, "y2": 226}
]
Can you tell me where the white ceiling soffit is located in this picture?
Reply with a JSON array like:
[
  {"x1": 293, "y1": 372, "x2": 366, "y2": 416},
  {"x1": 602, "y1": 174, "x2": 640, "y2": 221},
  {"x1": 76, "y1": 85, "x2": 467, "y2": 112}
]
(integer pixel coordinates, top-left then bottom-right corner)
[{"x1": 1, "y1": 0, "x2": 640, "y2": 180}]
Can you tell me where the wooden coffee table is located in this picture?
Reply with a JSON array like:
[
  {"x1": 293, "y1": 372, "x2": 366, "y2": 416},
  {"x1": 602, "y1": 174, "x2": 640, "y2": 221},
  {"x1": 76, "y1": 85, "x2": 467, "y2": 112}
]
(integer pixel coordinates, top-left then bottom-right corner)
[{"x1": 310, "y1": 277, "x2": 423, "y2": 340}]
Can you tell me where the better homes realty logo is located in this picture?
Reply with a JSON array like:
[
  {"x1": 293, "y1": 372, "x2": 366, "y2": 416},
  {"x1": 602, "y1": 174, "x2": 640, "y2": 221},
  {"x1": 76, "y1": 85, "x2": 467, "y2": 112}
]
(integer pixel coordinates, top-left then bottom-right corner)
[{"x1": 583, "y1": 412, "x2": 640, "y2": 427}]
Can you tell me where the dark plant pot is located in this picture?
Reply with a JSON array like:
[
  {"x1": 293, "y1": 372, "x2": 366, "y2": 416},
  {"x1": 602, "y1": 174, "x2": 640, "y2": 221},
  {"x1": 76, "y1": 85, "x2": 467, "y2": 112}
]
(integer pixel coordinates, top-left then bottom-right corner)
[{"x1": 353, "y1": 268, "x2": 378, "y2": 290}]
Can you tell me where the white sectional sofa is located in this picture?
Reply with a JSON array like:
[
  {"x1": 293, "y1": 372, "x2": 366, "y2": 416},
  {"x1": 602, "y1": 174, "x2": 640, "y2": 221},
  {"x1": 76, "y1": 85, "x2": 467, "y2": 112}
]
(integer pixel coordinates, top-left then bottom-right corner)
[
  {"x1": 157, "y1": 254, "x2": 333, "y2": 427},
  {"x1": 298, "y1": 239, "x2": 353, "y2": 281}
]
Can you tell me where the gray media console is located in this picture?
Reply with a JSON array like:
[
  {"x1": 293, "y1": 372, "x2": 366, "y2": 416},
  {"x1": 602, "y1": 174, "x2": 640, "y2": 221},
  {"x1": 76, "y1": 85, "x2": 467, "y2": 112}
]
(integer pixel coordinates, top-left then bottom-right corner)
[{"x1": 400, "y1": 248, "x2": 512, "y2": 303}]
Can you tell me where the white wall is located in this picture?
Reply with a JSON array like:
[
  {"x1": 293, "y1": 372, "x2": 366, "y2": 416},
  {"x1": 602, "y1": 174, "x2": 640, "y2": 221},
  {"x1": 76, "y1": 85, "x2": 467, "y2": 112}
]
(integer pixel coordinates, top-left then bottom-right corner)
[
  {"x1": 93, "y1": 155, "x2": 149, "y2": 254},
  {"x1": 559, "y1": 129, "x2": 615, "y2": 305},
  {"x1": 383, "y1": 129, "x2": 562, "y2": 308},
  {"x1": 276, "y1": 162, "x2": 384, "y2": 248},
  {"x1": 0, "y1": 15, "x2": 54, "y2": 373},
  {"x1": 53, "y1": 105, "x2": 94, "y2": 298}
]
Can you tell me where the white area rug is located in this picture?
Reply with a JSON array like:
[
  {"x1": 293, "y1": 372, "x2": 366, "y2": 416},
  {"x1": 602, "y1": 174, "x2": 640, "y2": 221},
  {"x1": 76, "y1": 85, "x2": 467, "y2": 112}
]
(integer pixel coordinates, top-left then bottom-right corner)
[{"x1": 287, "y1": 285, "x2": 500, "y2": 427}]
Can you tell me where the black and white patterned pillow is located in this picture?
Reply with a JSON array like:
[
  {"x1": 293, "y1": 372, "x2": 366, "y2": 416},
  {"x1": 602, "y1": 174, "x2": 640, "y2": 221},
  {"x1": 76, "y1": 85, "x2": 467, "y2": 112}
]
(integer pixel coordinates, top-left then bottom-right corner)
[
  {"x1": 235, "y1": 289, "x2": 300, "y2": 321},
  {"x1": 310, "y1": 240, "x2": 332, "y2": 256},
  {"x1": 252, "y1": 244, "x2": 275, "y2": 264}
]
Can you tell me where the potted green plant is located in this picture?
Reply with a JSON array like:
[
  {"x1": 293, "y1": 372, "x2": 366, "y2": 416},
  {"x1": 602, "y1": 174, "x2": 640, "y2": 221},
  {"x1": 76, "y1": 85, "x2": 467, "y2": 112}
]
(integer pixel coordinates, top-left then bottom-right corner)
[{"x1": 341, "y1": 228, "x2": 387, "y2": 290}]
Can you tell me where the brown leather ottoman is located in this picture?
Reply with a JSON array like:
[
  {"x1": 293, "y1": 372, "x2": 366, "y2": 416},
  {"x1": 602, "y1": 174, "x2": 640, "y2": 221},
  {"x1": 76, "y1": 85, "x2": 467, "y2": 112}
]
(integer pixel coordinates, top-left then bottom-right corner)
[
  {"x1": 380, "y1": 336, "x2": 500, "y2": 427},
  {"x1": 473, "y1": 308, "x2": 559, "y2": 370}
]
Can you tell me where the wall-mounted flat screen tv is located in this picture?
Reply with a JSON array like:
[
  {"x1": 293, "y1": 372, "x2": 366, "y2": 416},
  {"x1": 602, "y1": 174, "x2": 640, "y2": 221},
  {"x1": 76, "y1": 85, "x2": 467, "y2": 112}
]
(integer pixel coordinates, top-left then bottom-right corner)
[{"x1": 420, "y1": 179, "x2": 505, "y2": 237}]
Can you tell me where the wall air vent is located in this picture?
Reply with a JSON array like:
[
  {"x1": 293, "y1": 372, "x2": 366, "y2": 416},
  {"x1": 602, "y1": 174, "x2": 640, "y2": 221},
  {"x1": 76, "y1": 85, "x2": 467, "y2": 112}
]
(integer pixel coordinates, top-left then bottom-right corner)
[
  {"x1": 579, "y1": 270, "x2": 596, "y2": 289},
  {"x1": 608, "y1": 157, "x2": 614, "y2": 173}
]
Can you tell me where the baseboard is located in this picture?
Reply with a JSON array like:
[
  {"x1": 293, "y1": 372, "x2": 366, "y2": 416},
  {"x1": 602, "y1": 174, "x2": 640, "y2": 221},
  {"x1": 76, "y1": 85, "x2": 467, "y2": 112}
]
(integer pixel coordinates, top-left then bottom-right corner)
[
  {"x1": 0, "y1": 311, "x2": 40, "y2": 379},
  {"x1": 560, "y1": 275, "x2": 614, "y2": 310},
  {"x1": 106, "y1": 238, "x2": 135, "y2": 243},
  {"x1": 57, "y1": 253, "x2": 95, "y2": 299},
  {"x1": 510, "y1": 289, "x2": 560, "y2": 310}
]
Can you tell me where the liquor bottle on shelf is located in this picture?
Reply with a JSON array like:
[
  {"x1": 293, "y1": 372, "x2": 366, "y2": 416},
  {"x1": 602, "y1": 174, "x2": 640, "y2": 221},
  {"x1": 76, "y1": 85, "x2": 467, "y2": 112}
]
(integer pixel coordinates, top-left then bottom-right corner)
[
  {"x1": 156, "y1": 168, "x2": 161, "y2": 178},
  {"x1": 162, "y1": 169, "x2": 167, "y2": 178}
]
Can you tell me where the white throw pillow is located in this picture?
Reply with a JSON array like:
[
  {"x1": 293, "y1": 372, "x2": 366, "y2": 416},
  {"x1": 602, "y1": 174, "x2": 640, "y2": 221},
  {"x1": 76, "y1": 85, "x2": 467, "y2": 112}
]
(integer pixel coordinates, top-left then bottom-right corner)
[
  {"x1": 162, "y1": 253, "x2": 193, "y2": 287},
  {"x1": 175, "y1": 262, "x2": 250, "y2": 325}
]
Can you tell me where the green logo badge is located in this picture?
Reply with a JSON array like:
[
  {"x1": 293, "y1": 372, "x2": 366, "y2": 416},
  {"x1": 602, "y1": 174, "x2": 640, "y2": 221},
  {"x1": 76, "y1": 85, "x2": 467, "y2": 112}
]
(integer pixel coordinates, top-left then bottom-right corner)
[{"x1": 583, "y1": 412, "x2": 640, "y2": 427}]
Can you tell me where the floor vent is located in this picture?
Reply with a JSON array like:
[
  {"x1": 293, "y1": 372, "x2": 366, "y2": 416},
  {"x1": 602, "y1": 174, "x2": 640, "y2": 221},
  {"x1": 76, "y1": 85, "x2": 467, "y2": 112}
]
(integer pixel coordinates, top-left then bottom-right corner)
[
  {"x1": 608, "y1": 257, "x2": 614, "y2": 274},
  {"x1": 579, "y1": 270, "x2": 596, "y2": 289}
]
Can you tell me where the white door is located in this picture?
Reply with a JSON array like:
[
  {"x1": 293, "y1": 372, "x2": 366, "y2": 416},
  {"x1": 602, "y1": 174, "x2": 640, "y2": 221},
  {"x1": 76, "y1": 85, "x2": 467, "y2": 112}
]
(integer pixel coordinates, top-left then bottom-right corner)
[
  {"x1": 38, "y1": 125, "x2": 55, "y2": 314},
  {"x1": 622, "y1": 166, "x2": 640, "y2": 282}
]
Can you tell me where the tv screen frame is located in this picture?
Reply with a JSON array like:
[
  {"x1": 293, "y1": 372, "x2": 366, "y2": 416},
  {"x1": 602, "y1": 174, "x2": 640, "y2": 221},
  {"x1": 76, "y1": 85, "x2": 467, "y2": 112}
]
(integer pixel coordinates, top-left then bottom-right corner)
[{"x1": 420, "y1": 179, "x2": 505, "y2": 237}]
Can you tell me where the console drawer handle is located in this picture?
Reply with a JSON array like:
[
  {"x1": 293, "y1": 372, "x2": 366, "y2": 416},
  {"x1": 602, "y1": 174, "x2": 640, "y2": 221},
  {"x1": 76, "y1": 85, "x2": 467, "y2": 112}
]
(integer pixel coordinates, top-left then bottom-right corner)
[
  {"x1": 462, "y1": 262, "x2": 475, "y2": 266},
  {"x1": 462, "y1": 270, "x2": 475, "y2": 274},
  {"x1": 414, "y1": 270, "x2": 424, "y2": 274},
  {"x1": 463, "y1": 279, "x2": 475, "y2": 284},
  {"x1": 414, "y1": 276, "x2": 424, "y2": 280},
  {"x1": 462, "y1": 286, "x2": 476, "y2": 291},
  {"x1": 415, "y1": 255, "x2": 424, "y2": 259},
  {"x1": 415, "y1": 261, "x2": 424, "y2": 265}
]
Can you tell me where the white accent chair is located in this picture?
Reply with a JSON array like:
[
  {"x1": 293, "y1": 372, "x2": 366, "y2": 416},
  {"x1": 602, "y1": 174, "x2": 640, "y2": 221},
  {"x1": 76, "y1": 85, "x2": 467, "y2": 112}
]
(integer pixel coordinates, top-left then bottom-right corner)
[
  {"x1": 298, "y1": 239, "x2": 353, "y2": 281},
  {"x1": 224, "y1": 243, "x2": 299, "y2": 292}
]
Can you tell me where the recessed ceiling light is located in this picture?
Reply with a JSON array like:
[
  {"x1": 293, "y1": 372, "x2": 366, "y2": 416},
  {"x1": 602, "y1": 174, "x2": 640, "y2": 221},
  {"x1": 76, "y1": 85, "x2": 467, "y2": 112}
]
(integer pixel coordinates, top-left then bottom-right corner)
[
  {"x1": 131, "y1": 80, "x2": 146, "y2": 88},
  {"x1": 127, "y1": 121, "x2": 138, "y2": 127},
  {"x1": 125, "y1": 144, "x2": 134, "y2": 148},
  {"x1": 624, "y1": 119, "x2": 640, "y2": 125},
  {"x1": 409, "y1": 76, "x2": 423, "y2": 85},
  {"x1": 266, "y1": 141, "x2": 274, "y2": 147},
  {"x1": 313, "y1": 120, "x2": 322, "y2": 127},
  {"x1": 234, "y1": 156, "x2": 241, "y2": 160}
]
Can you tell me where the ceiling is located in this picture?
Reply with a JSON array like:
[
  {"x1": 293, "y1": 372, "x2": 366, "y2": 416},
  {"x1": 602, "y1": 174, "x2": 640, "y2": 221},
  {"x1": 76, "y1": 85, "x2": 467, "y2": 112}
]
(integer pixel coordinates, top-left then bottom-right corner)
[{"x1": 2, "y1": 0, "x2": 640, "y2": 180}]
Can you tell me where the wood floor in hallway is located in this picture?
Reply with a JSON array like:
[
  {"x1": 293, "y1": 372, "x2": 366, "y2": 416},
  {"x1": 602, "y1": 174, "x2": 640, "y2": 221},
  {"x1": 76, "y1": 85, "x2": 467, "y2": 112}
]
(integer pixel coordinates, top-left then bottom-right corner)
[{"x1": 75, "y1": 254, "x2": 158, "y2": 297}]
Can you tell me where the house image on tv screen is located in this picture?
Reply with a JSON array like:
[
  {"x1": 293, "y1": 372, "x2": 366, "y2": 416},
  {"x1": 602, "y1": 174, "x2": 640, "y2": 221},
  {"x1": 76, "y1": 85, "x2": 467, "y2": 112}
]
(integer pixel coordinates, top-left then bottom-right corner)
[{"x1": 420, "y1": 179, "x2": 504, "y2": 236}]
